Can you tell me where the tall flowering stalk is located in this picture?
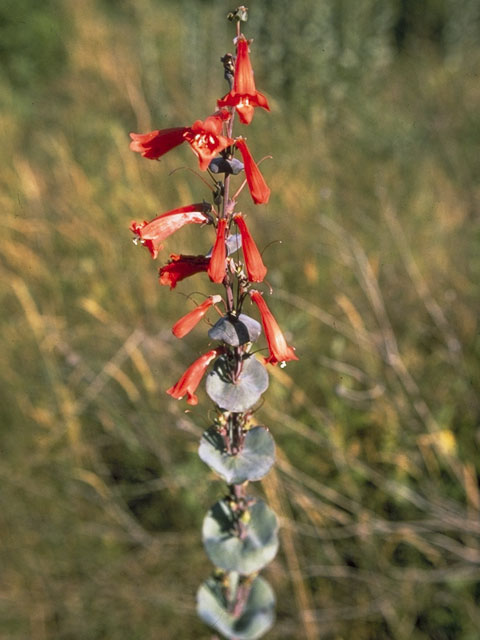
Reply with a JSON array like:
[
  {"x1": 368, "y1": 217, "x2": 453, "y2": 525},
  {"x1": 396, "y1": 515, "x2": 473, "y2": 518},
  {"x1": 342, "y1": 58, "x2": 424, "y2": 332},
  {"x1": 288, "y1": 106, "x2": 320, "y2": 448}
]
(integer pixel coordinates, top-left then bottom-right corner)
[{"x1": 129, "y1": 7, "x2": 296, "y2": 638}]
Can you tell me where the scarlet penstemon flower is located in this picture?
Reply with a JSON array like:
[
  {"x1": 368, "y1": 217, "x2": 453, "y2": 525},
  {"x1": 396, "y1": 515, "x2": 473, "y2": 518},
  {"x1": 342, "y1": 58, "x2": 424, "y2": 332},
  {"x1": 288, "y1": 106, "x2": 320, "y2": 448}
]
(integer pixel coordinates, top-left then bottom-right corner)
[
  {"x1": 166, "y1": 348, "x2": 223, "y2": 405},
  {"x1": 207, "y1": 218, "x2": 228, "y2": 283},
  {"x1": 233, "y1": 213, "x2": 267, "y2": 282},
  {"x1": 130, "y1": 203, "x2": 212, "y2": 259},
  {"x1": 129, "y1": 9, "x2": 295, "y2": 638},
  {"x1": 183, "y1": 112, "x2": 233, "y2": 170},
  {"x1": 217, "y1": 35, "x2": 270, "y2": 125},
  {"x1": 235, "y1": 137, "x2": 270, "y2": 205},
  {"x1": 250, "y1": 290, "x2": 298, "y2": 365},
  {"x1": 172, "y1": 295, "x2": 222, "y2": 339},
  {"x1": 129, "y1": 127, "x2": 187, "y2": 159},
  {"x1": 158, "y1": 254, "x2": 210, "y2": 289},
  {"x1": 130, "y1": 111, "x2": 233, "y2": 171}
]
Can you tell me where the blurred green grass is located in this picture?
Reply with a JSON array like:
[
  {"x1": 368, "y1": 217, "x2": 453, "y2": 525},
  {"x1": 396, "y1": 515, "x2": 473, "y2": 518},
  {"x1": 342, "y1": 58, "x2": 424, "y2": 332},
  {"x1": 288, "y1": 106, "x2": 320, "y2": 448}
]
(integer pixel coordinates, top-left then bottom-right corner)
[{"x1": 1, "y1": 0, "x2": 480, "y2": 638}]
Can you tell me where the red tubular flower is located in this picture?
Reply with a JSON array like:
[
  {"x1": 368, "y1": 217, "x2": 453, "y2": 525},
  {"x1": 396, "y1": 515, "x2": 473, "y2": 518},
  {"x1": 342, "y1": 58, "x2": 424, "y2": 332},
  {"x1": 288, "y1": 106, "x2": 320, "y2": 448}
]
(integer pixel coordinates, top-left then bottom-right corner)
[
  {"x1": 130, "y1": 112, "x2": 233, "y2": 171},
  {"x1": 235, "y1": 138, "x2": 270, "y2": 205},
  {"x1": 234, "y1": 213, "x2": 267, "y2": 282},
  {"x1": 183, "y1": 112, "x2": 234, "y2": 171},
  {"x1": 129, "y1": 127, "x2": 188, "y2": 159},
  {"x1": 208, "y1": 218, "x2": 227, "y2": 283},
  {"x1": 159, "y1": 254, "x2": 210, "y2": 289},
  {"x1": 250, "y1": 290, "x2": 298, "y2": 365},
  {"x1": 166, "y1": 348, "x2": 222, "y2": 405},
  {"x1": 130, "y1": 204, "x2": 211, "y2": 259},
  {"x1": 217, "y1": 35, "x2": 270, "y2": 125},
  {"x1": 172, "y1": 295, "x2": 222, "y2": 339}
]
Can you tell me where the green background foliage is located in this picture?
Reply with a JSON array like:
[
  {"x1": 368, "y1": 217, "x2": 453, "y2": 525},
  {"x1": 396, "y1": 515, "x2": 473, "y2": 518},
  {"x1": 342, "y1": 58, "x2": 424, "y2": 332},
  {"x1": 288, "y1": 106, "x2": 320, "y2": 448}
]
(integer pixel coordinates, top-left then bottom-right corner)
[{"x1": 1, "y1": 0, "x2": 480, "y2": 638}]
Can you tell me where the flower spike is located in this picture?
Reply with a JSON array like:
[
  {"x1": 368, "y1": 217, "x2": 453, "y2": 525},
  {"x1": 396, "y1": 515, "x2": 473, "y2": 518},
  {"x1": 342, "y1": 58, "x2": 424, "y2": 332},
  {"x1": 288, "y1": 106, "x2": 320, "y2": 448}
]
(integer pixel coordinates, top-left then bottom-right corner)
[
  {"x1": 208, "y1": 218, "x2": 228, "y2": 283},
  {"x1": 234, "y1": 214, "x2": 267, "y2": 282},
  {"x1": 159, "y1": 254, "x2": 210, "y2": 289},
  {"x1": 167, "y1": 348, "x2": 223, "y2": 405},
  {"x1": 130, "y1": 111, "x2": 233, "y2": 171},
  {"x1": 128, "y1": 14, "x2": 296, "y2": 638},
  {"x1": 172, "y1": 295, "x2": 222, "y2": 339},
  {"x1": 250, "y1": 290, "x2": 298, "y2": 365},
  {"x1": 235, "y1": 138, "x2": 270, "y2": 205},
  {"x1": 217, "y1": 35, "x2": 270, "y2": 125},
  {"x1": 130, "y1": 203, "x2": 211, "y2": 259}
]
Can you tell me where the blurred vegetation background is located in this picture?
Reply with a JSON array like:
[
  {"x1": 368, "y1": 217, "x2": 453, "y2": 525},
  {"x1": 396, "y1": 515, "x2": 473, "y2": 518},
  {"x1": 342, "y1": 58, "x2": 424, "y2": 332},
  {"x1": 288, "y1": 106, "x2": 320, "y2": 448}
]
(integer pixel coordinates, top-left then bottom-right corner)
[{"x1": 1, "y1": 0, "x2": 480, "y2": 638}]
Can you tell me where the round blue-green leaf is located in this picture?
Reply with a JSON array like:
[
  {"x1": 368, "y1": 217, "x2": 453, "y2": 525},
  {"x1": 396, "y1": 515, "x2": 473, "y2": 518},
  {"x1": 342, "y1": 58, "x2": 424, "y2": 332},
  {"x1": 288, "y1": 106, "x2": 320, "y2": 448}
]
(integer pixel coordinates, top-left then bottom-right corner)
[
  {"x1": 208, "y1": 313, "x2": 262, "y2": 346},
  {"x1": 202, "y1": 498, "x2": 279, "y2": 574},
  {"x1": 199, "y1": 427, "x2": 275, "y2": 483},
  {"x1": 197, "y1": 573, "x2": 275, "y2": 640},
  {"x1": 206, "y1": 355, "x2": 268, "y2": 412}
]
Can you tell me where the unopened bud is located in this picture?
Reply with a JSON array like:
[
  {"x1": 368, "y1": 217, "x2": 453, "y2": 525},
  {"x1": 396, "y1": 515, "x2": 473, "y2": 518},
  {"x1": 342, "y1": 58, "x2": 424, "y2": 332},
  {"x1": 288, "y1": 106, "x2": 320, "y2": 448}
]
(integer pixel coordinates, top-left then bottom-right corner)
[{"x1": 227, "y1": 6, "x2": 248, "y2": 22}]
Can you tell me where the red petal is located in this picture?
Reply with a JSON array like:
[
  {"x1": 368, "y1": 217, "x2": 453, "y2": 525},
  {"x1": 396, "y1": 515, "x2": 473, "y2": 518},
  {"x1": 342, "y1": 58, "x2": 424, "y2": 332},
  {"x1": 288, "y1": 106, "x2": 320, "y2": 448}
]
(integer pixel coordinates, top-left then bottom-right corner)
[
  {"x1": 130, "y1": 204, "x2": 210, "y2": 259},
  {"x1": 129, "y1": 127, "x2": 187, "y2": 159},
  {"x1": 166, "y1": 348, "x2": 222, "y2": 405},
  {"x1": 250, "y1": 290, "x2": 298, "y2": 365},
  {"x1": 234, "y1": 36, "x2": 256, "y2": 96},
  {"x1": 172, "y1": 295, "x2": 221, "y2": 339},
  {"x1": 159, "y1": 254, "x2": 210, "y2": 289},
  {"x1": 235, "y1": 138, "x2": 270, "y2": 205},
  {"x1": 193, "y1": 114, "x2": 223, "y2": 136},
  {"x1": 234, "y1": 214, "x2": 267, "y2": 282},
  {"x1": 208, "y1": 219, "x2": 227, "y2": 283},
  {"x1": 236, "y1": 102, "x2": 255, "y2": 125}
]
